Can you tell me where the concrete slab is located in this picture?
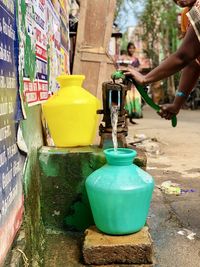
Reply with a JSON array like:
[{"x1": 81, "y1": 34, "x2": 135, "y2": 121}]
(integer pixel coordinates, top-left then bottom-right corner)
[
  {"x1": 44, "y1": 231, "x2": 85, "y2": 267},
  {"x1": 83, "y1": 226, "x2": 153, "y2": 265},
  {"x1": 39, "y1": 146, "x2": 147, "y2": 231}
]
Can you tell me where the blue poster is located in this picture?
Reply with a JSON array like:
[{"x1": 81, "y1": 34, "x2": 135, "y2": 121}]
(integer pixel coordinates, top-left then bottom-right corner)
[{"x1": 0, "y1": 0, "x2": 23, "y2": 264}]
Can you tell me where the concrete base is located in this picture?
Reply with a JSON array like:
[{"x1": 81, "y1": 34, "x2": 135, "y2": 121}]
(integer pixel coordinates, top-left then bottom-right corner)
[
  {"x1": 39, "y1": 146, "x2": 147, "y2": 231},
  {"x1": 83, "y1": 226, "x2": 153, "y2": 265}
]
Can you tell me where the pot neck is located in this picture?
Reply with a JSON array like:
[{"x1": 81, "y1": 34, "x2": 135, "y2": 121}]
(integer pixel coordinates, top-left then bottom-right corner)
[
  {"x1": 104, "y1": 148, "x2": 137, "y2": 166},
  {"x1": 57, "y1": 75, "x2": 85, "y2": 88}
]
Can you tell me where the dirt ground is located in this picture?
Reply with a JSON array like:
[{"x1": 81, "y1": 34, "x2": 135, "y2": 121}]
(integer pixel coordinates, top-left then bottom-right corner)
[
  {"x1": 128, "y1": 105, "x2": 200, "y2": 177},
  {"x1": 128, "y1": 106, "x2": 200, "y2": 267}
]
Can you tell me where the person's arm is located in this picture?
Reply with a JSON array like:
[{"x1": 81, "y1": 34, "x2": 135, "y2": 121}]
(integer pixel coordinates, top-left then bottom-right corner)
[
  {"x1": 159, "y1": 60, "x2": 200, "y2": 119},
  {"x1": 123, "y1": 26, "x2": 200, "y2": 85}
]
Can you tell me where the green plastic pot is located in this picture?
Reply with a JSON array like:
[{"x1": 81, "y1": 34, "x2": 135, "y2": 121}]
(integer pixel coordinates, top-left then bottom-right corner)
[{"x1": 85, "y1": 148, "x2": 154, "y2": 235}]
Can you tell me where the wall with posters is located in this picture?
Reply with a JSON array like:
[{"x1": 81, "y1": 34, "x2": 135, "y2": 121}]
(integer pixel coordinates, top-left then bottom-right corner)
[
  {"x1": 0, "y1": 0, "x2": 71, "y2": 265},
  {"x1": 0, "y1": 1, "x2": 24, "y2": 266},
  {"x1": 17, "y1": 0, "x2": 70, "y2": 107},
  {"x1": 17, "y1": 0, "x2": 70, "y2": 265}
]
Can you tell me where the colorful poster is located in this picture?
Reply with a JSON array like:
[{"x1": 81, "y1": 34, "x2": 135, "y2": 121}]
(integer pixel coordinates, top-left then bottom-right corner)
[
  {"x1": 46, "y1": 0, "x2": 61, "y2": 92},
  {"x1": 59, "y1": 0, "x2": 70, "y2": 74},
  {"x1": 0, "y1": 1, "x2": 23, "y2": 265},
  {"x1": 17, "y1": 0, "x2": 49, "y2": 106},
  {"x1": 33, "y1": 0, "x2": 48, "y2": 104},
  {"x1": 17, "y1": 0, "x2": 70, "y2": 104},
  {"x1": 60, "y1": 47, "x2": 69, "y2": 74},
  {"x1": 51, "y1": 0, "x2": 60, "y2": 15}
]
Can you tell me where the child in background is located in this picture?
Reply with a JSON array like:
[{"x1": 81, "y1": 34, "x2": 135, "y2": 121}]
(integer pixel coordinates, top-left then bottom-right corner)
[
  {"x1": 116, "y1": 43, "x2": 142, "y2": 122},
  {"x1": 125, "y1": 43, "x2": 142, "y2": 120}
]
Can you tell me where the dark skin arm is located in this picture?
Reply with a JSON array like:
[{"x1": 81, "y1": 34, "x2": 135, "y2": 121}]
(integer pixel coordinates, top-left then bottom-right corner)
[
  {"x1": 124, "y1": 26, "x2": 200, "y2": 85},
  {"x1": 122, "y1": 26, "x2": 200, "y2": 84},
  {"x1": 160, "y1": 60, "x2": 200, "y2": 120},
  {"x1": 121, "y1": 26, "x2": 200, "y2": 119}
]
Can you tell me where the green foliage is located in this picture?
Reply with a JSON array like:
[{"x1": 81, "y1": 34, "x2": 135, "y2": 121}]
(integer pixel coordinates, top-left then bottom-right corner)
[
  {"x1": 115, "y1": 0, "x2": 179, "y2": 64},
  {"x1": 120, "y1": 31, "x2": 128, "y2": 50},
  {"x1": 115, "y1": 0, "x2": 124, "y2": 18},
  {"x1": 139, "y1": 0, "x2": 179, "y2": 67}
]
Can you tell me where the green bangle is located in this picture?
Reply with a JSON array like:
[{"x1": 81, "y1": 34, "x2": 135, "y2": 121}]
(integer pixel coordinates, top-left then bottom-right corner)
[{"x1": 176, "y1": 91, "x2": 187, "y2": 97}]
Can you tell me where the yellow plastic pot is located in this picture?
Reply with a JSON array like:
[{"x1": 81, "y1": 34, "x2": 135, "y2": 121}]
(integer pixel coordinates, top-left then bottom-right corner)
[{"x1": 42, "y1": 75, "x2": 100, "y2": 147}]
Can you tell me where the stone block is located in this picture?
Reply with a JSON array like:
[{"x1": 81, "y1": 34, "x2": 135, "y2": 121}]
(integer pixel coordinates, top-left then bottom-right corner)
[{"x1": 83, "y1": 226, "x2": 153, "y2": 265}]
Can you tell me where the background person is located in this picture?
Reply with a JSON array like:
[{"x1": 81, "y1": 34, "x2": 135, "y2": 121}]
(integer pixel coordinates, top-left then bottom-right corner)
[
  {"x1": 121, "y1": 1, "x2": 200, "y2": 120},
  {"x1": 125, "y1": 42, "x2": 143, "y2": 121}
]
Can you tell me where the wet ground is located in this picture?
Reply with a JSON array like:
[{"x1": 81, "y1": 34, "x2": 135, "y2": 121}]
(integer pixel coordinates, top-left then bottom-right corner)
[{"x1": 44, "y1": 106, "x2": 200, "y2": 267}]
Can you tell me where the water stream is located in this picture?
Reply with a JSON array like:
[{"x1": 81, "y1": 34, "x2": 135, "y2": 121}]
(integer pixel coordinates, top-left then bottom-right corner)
[{"x1": 110, "y1": 106, "x2": 119, "y2": 152}]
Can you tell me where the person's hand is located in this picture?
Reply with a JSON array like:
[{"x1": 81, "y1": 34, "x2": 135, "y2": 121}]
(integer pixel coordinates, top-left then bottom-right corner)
[
  {"x1": 118, "y1": 67, "x2": 146, "y2": 85},
  {"x1": 158, "y1": 103, "x2": 180, "y2": 120}
]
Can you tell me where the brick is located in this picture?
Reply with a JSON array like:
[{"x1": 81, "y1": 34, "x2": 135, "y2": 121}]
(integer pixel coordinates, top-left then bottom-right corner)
[{"x1": 83, "y1": 226, "x2": 153, "y2": 265}]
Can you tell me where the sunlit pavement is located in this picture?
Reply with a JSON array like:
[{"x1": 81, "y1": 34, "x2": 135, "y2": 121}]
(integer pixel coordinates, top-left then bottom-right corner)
[{"x1": 128, "y1": 106, "x2": 200, "y2": 267}]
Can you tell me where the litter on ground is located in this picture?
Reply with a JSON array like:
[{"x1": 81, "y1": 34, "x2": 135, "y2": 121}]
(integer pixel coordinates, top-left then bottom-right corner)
[
  {"x1": 177, "y1": 229, "x2": 196, "y2": 240},
  {"x1": 158, "y1": 180, "x2": 181, "y2": 195},
  {"x1": 157, "y1": 180, "x2": 196, "y2": 195}
]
